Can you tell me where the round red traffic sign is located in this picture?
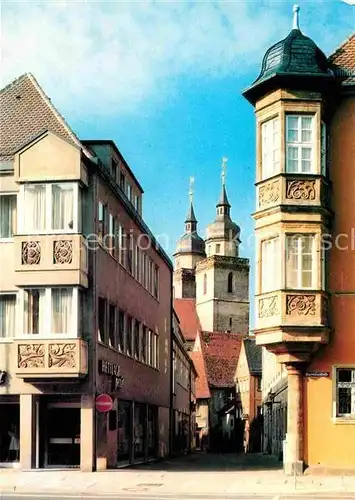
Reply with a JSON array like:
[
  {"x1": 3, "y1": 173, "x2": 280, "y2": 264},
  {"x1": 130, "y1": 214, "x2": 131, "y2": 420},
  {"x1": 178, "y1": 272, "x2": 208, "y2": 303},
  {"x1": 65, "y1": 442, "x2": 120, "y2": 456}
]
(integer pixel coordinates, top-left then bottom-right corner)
[{"x1": 95, "y1": 393, "x2": 113, "y2": 413}]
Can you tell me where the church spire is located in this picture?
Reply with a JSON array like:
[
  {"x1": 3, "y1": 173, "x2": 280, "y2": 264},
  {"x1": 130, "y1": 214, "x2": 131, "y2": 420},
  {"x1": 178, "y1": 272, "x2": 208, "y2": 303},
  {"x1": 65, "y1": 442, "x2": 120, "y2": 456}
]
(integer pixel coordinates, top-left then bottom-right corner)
[
  {"x1": 185, "y1": 176, "x2": 197, "y2": 231},
  {"x1": 216, "y1": 157, "x2": 231, "y2": 214}
]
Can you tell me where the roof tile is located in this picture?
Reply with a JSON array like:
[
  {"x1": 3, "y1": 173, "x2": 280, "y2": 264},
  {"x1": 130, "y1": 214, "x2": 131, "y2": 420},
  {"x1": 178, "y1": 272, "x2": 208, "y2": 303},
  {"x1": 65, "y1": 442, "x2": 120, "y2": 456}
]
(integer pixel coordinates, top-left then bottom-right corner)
[
  {"x1": 174, "y1": 299, "x2": 201, "y2": 341},
  {"x1": 190, "y1": 350, "x2": 211, "y2": 399}
]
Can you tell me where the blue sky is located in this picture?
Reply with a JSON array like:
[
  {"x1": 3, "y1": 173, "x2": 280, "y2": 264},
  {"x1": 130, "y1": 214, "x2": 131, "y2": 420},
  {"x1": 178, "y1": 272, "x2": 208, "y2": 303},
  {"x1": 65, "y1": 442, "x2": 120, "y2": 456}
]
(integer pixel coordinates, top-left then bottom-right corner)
[{"x1": 2, "y1": 0, "x2": 354, "y2": 320}]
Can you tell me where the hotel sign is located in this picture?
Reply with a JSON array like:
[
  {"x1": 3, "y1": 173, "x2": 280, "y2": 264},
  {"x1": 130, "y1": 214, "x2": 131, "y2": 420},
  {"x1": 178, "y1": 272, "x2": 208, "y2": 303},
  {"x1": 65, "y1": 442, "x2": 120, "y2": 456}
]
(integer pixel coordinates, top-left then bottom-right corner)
[
  {"x1": 98, "y1": 359, "x2": 121, "y2": 377},
  {"x1": 305, "y1": 372, "x2": 329, "y2": 377}
]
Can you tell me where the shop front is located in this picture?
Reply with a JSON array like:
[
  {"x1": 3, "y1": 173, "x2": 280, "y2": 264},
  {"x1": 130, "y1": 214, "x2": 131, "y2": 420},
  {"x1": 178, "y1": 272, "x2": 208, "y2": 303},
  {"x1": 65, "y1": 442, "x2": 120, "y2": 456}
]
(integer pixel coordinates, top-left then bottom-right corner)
[{"x1": 0, "y1": 398, "x2": 20, "y2": 467}]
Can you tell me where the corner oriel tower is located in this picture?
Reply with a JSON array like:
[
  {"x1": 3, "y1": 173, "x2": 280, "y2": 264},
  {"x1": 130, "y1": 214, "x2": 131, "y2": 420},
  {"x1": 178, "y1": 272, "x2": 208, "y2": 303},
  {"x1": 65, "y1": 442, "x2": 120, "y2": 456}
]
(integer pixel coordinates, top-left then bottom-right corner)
[
  {"x1": 195, "y1": 158, "x2": 250, "y2": 333},
  {"x1": 243, "y1": 5, "x2": 333, "y2": 475},
  {"x1": 173, "y1": 178, "x2": 206, "y2": 298}
]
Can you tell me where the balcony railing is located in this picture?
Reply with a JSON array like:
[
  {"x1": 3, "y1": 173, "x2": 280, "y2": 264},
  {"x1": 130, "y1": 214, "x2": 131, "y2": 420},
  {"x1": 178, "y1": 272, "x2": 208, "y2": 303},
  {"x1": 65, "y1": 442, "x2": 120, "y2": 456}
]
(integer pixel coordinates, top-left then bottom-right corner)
[
  {"x1": 256, "y1": 175, "x2": 328, "y2": 212},
  {"x1": 14, "y1": 234, "x2": 88, "y2": 288},
  {"x1": 14, "y1": 338, "x2": 88, "y2": 379}
]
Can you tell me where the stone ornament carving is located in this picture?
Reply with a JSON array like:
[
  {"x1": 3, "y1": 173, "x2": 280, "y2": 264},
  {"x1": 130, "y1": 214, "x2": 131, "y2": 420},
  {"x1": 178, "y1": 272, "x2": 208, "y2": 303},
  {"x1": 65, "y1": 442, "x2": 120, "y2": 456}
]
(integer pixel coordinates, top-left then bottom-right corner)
[
  {"x1": 258, "y1": 181, "x2": 280, "y2": 208},
  {"x1": 49, "y1": 343, "x2": 76, "y2": 368},
  {"x1": 18, "y1": 343, "x2": 45, "y2": 368},
  {"x1": 53, "y1": 240, "x2": 73, "y2": 264},
  {"x1": 259, "y1": 295, "x2": 280, "y2": 318},
  {"x1": 286, "y1": 294, "x2": 316, "y2": 316},
  {"x1": 321, "y1": 296, "x2": 328, "y2": 324},
  {"x1": 22, "y1": 241, "x2": 41, "y2": 265},
  {"x1": 286, "y1": 180, "x2": 316, "y2": 200}
]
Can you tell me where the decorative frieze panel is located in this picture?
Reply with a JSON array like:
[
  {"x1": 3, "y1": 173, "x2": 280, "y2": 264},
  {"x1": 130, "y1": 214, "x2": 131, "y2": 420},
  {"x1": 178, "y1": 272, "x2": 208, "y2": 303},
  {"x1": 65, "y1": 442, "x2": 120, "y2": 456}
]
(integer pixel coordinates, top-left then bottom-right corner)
[
  {"x1": 258, "y1": 181, "x2": 280, "y2": 208},
  {"x1": 259, "y1": 295, "x2": 280, "y2": 318},
  {"x1": 53, "y1": 240, "x2": 73, "y2": 264},
  {"x1": 18, "y1": 343, "x2": 45, "y2": 368},
  {"x1": 15, "y1": 338, "x2": 88, "y2": 379},
  {"x1": 22, "y1": 241, "x2": 41, "y2": 265},
  {"x1": 286, "y1": 294, "x2": 316, "y2": 316},
  {"x1": 286, "y1": 180, "x2": 316, "y2": 201},
  {"x1": 48, "y1": 343, "x2": 76, "y2": 368}
]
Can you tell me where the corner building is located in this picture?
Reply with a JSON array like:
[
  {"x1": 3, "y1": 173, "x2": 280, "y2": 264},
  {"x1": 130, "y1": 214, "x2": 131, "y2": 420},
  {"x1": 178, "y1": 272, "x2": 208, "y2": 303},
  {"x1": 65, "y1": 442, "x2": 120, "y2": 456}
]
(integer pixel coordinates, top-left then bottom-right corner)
[
  {"x1": 0, "y1": 74, "x2": 172, "y2": 470},
  {"x1": 243, "y1": 7, "x2": 355, "y2": 473}
]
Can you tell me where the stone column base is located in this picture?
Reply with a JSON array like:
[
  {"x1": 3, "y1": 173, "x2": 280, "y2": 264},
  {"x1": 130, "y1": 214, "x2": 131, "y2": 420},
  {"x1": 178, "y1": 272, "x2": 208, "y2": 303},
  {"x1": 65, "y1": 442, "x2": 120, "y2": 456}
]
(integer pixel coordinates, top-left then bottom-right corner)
[{"x1": 284, "y1": 460, "x2": 304, "y2": 476}]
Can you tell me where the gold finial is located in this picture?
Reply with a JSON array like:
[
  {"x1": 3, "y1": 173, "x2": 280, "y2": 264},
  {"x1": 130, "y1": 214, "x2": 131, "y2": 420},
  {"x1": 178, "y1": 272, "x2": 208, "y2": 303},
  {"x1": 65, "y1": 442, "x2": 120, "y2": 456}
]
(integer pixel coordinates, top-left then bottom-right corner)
[
  {"x1": 221, "y1": 157, "x2": 228, "y2": 186},
  {"x1": 189, "y1": 176, "x2": 195, "y2": 204}
]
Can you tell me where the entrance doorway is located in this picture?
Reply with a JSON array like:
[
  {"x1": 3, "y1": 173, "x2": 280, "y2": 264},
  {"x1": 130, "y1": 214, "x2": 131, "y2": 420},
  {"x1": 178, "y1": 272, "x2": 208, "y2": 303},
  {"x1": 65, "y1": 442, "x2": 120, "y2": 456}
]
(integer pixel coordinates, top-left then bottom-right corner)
[
  {"x1": 0, "y1": 402, "x2": 20, "y2": 466},
  {"x1": 46, "y1": 406, "x2": 80, "y2": 467}
]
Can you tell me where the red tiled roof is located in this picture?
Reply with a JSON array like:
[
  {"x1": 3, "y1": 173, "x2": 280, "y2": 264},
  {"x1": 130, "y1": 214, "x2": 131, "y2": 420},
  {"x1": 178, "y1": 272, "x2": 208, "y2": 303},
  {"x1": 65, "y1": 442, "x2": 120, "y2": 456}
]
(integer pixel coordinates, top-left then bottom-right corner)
[
  {"x1": 329, "y1": 34, "x2": 355, "y2": 86},
  {"x1": 0, "y1": 73, "x2": 88, "y2": 160},
  {"x1": 202, "y1": 331, "x2": 243, "y2": 388},
  {"x1": 173, "y1": 299, "x2": 201, "y2": 341},
  {"x1": 190, "y1": 350, "x2": 211, "y2": 399}
]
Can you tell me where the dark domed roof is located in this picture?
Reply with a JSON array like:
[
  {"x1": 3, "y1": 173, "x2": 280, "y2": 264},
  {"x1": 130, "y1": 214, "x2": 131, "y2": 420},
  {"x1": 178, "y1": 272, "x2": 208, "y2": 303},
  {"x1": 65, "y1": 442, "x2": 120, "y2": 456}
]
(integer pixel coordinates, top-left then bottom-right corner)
[
  {"x1": 174, "y1": 231, "x2": 206, "y2": 256},
  {"x1": 243, "y1": 9, "x2": 335, "y2": 104}
]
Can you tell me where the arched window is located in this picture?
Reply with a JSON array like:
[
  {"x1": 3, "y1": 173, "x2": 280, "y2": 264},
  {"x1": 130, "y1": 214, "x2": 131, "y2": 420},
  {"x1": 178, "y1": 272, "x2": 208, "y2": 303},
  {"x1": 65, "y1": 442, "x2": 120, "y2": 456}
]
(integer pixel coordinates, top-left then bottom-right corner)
[
  {"x1": 228, "y1": 272, "x2": 233, "y2": 293},
  {"x1": 203, "y1": 273, "x2": 207, "y2": 295}
]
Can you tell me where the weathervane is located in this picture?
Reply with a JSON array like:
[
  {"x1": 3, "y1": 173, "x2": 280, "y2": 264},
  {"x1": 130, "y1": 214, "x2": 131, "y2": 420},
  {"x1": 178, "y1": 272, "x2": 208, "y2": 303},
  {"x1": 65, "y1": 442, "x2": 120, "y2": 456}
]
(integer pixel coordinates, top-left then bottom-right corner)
[
  {"x1": 189, "y1": 176, "x2": 195, "y2": 204},
  {"x1": 221, "y1": 157, "x2": 228, "y2": 186},
  {"x1": 293, "y1": 5, "x2": 300, "y2": 30}
]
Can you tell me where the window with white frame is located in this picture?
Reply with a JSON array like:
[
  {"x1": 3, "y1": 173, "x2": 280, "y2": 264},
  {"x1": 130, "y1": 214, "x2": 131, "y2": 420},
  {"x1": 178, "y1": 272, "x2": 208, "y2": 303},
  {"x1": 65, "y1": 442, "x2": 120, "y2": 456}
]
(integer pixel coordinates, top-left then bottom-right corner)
[
  {"x1": 0, "y1": 293, "x2": 17, "y2": 338},
  {"x1": 335, "y1": 368, "x2": 355, "y2": 419},
  {"x1": 22, "y1": 287, "x2": 78, "y2": 336},
  {"x1": 261, "y1": 117, "x2": 280, "y2": 179},
  {"x1": 286, "y1": 115, "x2": 314, "y2": 173},
  {"x1": 261, "y1": 237, "x2": 280, "y2": 293},
  {"x1": 286, "y1": 234, "x2": 316, "y2": 289},
  {"x1": 321, "y1": 122, "x2": 327, "y2": 176},
  {"x1": 0, "y1": 195, "x2": 16, "y2": 239},
  {"x1": 21, "y1": 183, "x2": 79, "y2": 233}
]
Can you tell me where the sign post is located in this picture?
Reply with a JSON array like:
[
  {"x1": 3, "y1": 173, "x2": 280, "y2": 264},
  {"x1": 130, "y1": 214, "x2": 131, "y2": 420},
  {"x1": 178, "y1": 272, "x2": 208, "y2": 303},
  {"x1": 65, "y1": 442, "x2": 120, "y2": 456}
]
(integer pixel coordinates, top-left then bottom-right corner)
[{"x1": 95, "y1": 393, "x2": 113, "y2": 413}]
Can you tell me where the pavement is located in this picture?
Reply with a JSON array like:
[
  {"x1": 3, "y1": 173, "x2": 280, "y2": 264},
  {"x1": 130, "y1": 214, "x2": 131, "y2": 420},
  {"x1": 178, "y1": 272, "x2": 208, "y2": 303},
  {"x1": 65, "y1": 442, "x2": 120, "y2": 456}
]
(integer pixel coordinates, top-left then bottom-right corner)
[{"x1": 0, "y1": 453, "x2": 354, "y2": 498}]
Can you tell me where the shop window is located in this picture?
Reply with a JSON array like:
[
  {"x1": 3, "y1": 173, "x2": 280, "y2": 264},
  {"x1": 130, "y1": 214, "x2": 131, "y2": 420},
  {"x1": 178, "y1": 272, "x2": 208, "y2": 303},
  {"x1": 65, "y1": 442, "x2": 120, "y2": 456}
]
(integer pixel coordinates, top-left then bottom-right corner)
[
  {"x1": 147, "y1": 406, "x2": 158, "y2": 458},
  {"x1": 0, "y1": 293, "x2": 16, "y2": 338},
  {"x1": 261, "y1": 117, "x2": 280, "y2": 179},
  {"x1": 0, "y1": 194, "x2": 16, "y2": 239},
  {"x1": 117, "y1": 400, "x2": 131, "y2": 462},
  {"x1": 335, "y1": 368, "x2": 355, "y2": 419},
  {"x1": 134, "y1": 403, "x2": 146, "y2": 459},
  {"x1": 286, "y1": 115, "x2": 314, "y2": 174}
]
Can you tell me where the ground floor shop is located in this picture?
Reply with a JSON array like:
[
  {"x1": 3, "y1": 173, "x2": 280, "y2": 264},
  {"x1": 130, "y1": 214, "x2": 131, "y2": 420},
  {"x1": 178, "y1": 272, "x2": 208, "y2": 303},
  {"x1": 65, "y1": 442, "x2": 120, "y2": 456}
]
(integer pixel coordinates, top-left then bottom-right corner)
[{"x1": 0, "y1": 394, "x2": 166, "y2": 471}]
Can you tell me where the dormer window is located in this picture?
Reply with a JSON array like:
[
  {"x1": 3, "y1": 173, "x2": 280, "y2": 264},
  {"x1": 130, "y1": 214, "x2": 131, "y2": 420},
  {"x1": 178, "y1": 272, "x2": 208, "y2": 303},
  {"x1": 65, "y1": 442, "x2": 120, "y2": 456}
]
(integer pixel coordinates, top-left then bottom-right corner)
[
  {"x1": 261, "y1": 117, "x2": 280, "y2": 179},
  {"x1": 286, "y1": 115, "x2": 314, "y2": 174}
]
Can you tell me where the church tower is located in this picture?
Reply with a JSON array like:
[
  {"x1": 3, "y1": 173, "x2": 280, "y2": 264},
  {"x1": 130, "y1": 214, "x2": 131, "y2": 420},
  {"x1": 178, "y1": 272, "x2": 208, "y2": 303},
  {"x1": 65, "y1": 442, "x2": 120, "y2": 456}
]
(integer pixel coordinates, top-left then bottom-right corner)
[
  {"x1": 196, "y1": 159, "x2": 250, "y2": 333},
  {"x1": 173, "y1": 178, "x2": 206, "y2": 298}
]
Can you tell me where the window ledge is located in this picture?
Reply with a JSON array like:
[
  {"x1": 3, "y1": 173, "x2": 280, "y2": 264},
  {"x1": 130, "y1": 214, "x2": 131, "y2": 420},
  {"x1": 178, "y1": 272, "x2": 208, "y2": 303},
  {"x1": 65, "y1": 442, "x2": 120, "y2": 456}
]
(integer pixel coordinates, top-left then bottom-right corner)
[
  {"x1": 332, "y1": 418, "x2": 355, "y2": 425},
  {"x1": 0, "y1": 338, "x2": 13, "y2": 343},
  {"x1": 0, "y1": 238, "x2": 14, "y2": 243}
]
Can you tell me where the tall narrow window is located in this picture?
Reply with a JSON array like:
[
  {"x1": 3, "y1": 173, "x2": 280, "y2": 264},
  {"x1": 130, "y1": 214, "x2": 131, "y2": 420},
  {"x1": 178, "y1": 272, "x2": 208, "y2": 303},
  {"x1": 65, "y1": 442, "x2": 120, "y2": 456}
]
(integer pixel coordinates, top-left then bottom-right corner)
[
  {"x1": 24, "y1": 185, "x2": 46, "y2": 231},
  {"x1": 108, "y1": 214, "x2": 116, "y2": 257},
  {"x1": 127, "y1": 233, "x2": 133, "y2": 273},
  {"x1": 321, "y1": 122, "x2": 327, "y2": 176},
  {"x1": 24, "y1": 289, "x2": 45, "y2": 334},
  {"x1": 52, "y1": 184, "x2": 74, "y2": 231},
  {"x1": 261, "y1": 238, "x2": 280, "y2": 292},
  {"x1": 286, "y1": 234, "x2": 315, "y2": 289},
  {"x1": 126, "y1": 316, "x2": 133, "y2": 356},
  {"x1": 98, "y1": 297, "x2": 107, "y2": 343},
  {"x1": 108, "y1": 303, "x2": 116, "y2": 347},
  {"x1": 111, "y1": 158, "x2": 118, "y2": 181},
  {"x1": 118, "y1": 309, "x2": 125, "y2": 351},
  {"x1": 52, "y1": 288, "x2": 73, "y2": 334},
  {"x1": 134, "y1": 320, "x2": 140, "y2": 359},
  {"x1": 336, "y1": 368, "x2": 355, "y2": 419},
  {"x1": 120, "y1": 172, "x2": 126, "y2": 192},
  {"x1": 153, "y1": 264, "x2": 159, "y2": 299},
  {"x1": 203, "y1": 274, "x2": 207, "y2": 295},
  {"x1": 215, "y1": 244, "x2": 221, "y2": 254},
  {"x1": 286, "y1": 115, "x2": 314, "y2": 173},
  {"x1": 141, "y1": 325, "x2": 147, "y2": 363},
  {"x1": 227, "y1": 272, "x2": 233, "y2": 293},
  {"x1": 261, "y1": 117, "x2": 280, "y2": 179},
  {"x1": 98, "y1": 203, "x2": 107, "y2": 242},
  {"x1": 119, "y1": 225, "x2": 125, "y2": 266},
  {"x1": 0, "y1": 195, "x2": 16, "y2": 238},
  {"x1": 0, "y1": 294, "x2": 16, "y2": 338}
]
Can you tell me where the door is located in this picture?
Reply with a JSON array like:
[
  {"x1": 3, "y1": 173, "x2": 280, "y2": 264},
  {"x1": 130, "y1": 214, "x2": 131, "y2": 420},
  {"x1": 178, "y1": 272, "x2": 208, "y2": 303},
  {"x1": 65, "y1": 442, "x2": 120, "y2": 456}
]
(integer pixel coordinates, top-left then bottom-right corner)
[{"x1": 46, "y1": 407, "x2": 80, "y2": 467}]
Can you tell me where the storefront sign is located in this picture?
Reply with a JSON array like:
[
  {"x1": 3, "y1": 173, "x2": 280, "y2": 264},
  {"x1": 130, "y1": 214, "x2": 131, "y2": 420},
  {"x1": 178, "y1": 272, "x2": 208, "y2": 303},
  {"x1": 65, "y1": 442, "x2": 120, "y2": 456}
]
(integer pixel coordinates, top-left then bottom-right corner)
[
  {"x1": 305, "y1": 372, "x2": 329, "y2": 377},
  {"x1": 98, "y1": 359, "x2": 121, "y2": 377},
  {"x1": 96, "y1": 393, "x2": 113, "y2": 413}
]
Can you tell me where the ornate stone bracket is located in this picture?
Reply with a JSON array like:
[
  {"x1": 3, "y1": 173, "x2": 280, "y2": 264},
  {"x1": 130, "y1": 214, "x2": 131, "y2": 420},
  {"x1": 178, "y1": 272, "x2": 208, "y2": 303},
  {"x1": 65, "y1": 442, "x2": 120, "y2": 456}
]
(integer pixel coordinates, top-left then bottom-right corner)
[
  {"x1": 286, "y1": 294, "x2": 316, "y2": 316},
  {"x1": 22, "y1": 241, "x2": 41, "y2": 265}
]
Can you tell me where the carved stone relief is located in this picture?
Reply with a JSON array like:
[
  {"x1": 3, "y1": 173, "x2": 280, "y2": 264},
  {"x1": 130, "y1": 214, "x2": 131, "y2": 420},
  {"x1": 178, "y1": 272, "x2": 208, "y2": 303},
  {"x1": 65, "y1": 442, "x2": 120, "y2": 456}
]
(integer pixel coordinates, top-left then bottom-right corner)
[
  {"x1": 259, "y1": 295, "x2": 280, "y2": 319},
  {"x1": 22, "y1": 241, "x2": 41, "y2": 265},
  {"x1": 258, "y1": 181, "x2": 280, "y2": 208},
  {"x1": 18, "y1": 343, "x2": 45, "y2": 368},
  {"x1": 53, "y1": 240, "x2": 73, "y2": 264},
  {"x1": 48, "y1": 343, "x2": 76, "y2": 368},
  {"x1": 286, "y1": 294, "x2": 316, "y2": 316},
  {"x1": 286, "y1": 180, "x2": 316, "y2": 201}
]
